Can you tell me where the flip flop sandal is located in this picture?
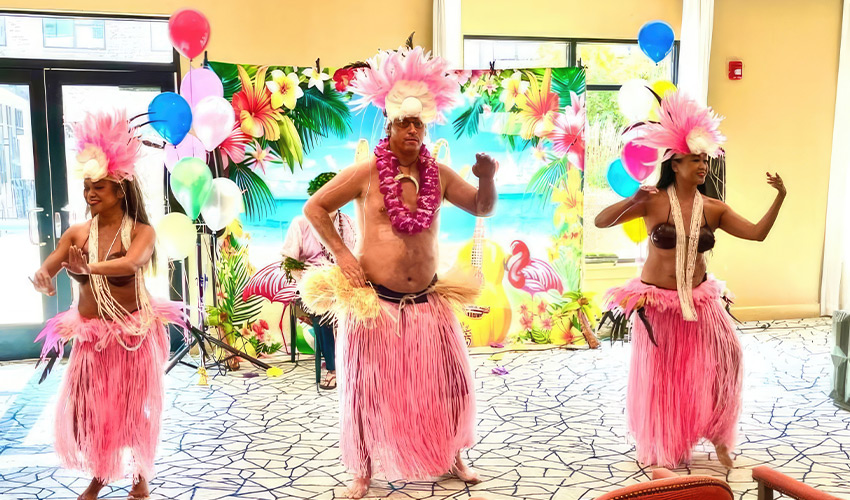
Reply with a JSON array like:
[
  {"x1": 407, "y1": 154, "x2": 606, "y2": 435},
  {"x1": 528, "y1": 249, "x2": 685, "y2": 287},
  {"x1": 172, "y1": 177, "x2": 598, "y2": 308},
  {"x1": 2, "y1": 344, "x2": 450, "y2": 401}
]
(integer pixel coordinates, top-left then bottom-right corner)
[{"x1": 319, "y1": 373, "x2": 337, "y2": 390}]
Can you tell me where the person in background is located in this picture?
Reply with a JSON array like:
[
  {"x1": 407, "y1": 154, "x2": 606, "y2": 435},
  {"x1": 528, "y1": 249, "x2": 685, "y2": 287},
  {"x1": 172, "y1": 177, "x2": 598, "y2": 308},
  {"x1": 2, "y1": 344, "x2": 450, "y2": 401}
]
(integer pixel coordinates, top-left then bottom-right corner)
[{"x1": 281, "y1": 172, "x2": 356, "y2": 390}]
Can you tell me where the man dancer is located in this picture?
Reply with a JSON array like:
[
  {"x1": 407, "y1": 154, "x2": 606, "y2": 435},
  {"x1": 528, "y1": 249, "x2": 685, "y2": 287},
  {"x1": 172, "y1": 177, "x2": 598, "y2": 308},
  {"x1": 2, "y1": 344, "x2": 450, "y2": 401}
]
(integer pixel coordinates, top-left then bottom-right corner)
[{"x1": 303, "y1": 46, "x2": 497, "y2": 498}]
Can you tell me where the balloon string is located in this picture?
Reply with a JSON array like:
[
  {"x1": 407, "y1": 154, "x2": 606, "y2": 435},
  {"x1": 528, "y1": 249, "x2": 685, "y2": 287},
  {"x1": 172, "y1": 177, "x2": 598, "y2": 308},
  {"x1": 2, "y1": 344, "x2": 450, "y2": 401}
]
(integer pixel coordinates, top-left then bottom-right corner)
[{"x1": 189, "y1": 67, "x2": 196, "y2": 158}]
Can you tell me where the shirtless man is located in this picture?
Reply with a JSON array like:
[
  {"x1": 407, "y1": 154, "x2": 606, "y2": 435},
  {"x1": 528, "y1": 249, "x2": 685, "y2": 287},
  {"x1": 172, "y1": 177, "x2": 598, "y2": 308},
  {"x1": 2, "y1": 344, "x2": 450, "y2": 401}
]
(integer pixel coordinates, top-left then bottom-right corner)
[{"x1": 303, "y1": 46, "x2": 497, "y2": 498}]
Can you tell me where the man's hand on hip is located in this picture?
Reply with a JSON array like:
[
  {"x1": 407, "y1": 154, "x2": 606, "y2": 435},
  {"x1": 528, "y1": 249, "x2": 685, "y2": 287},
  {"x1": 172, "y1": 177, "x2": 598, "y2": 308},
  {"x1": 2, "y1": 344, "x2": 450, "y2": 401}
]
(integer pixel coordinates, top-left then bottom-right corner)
[{"x1": 337, "y1": 250, "x2": 367, "y2": 288}]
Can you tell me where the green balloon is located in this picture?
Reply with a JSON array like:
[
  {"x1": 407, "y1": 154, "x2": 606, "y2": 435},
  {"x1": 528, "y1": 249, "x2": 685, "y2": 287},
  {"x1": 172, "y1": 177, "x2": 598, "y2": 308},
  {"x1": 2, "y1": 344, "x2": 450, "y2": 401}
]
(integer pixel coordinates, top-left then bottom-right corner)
[{"x1": 170, "y1": 157, "x2": 213, "y2": 219}]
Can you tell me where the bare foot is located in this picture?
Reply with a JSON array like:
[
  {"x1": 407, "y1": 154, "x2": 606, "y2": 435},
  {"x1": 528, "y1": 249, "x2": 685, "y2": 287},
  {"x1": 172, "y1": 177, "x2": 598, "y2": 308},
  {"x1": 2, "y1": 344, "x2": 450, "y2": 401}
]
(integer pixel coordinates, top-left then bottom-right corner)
[
  {"x1": 128, "y1": 476, "x2": 150, "y2": 499},
  {"x1": 78, "y1": 477, "x2": 105, "y2": 500},
  {"x1": 346, "y1": 476, "x2": 370, "y2": 499},
  {"x1": 451, "y1": 454, "x2": 482, "y2": 484},
  {"x1": 714, "y1": 443, "x2": 734, "y2": 468}
]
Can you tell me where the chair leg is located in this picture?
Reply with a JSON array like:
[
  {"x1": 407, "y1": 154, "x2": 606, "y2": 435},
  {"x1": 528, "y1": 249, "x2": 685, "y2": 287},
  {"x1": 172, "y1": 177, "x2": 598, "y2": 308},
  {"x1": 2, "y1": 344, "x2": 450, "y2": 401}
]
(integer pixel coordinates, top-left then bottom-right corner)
[
  {"x1": 756, "y1": 481, "x2": 774, "y2": 500},
  {"x1": 315, "y1": 324, "x2": 322, "y2": 385},
  {"x1": 289, "y1": 308, "x2": 297, "y2": 363}
]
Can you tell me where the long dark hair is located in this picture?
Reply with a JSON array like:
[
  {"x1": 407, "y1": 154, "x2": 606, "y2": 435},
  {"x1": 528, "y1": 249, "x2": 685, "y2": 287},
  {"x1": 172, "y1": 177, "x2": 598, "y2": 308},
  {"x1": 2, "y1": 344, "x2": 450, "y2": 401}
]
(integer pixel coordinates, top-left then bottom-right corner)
[
  {"x1": 656, "y1": 157, "x2": 707, "y2": 195},
  {"x1": 118, "y1": 178, "x2": 158, "y2": 269}
]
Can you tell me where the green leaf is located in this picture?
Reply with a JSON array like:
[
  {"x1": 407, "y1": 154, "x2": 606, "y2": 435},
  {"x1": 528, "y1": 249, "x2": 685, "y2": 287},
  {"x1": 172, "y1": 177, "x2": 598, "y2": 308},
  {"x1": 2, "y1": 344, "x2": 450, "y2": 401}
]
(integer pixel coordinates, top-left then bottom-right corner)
[
  {"x1": 532, "y1": 67, "x2": 587, "y2": 109},
  {"x1": 503, "y1": 133, "x2": 537, "y2": 152},
  {"x1": 288, "y1": 87, "x2": 352, "y2": 154},
  {"x1": 208, "y1": 62, "x2": 257, "y2": 101},
  {"x1": 267, "y1": 137, "x2": 294, "y2": 173},
  {"x1": 231, "y1": 295, "x2": 265, "y2": 324},
  {"x1": 265, "y1": 342, "x2": 283, "y2": 354},
  {"x1": 525, "y1": 155, "x2": 569, "y2": 207},
  {"x1": 530, "y1": 328, "x2": 552, "y2": 344},
  {"x1": 561, "y1": 301, "x2": 581, "y2": 312},
  {"x1": 229, "y1": 162, "x2": 275, "y2": 220},
  {"x1": 452, "y1": 97, "x2": 484, "y2": 139}
]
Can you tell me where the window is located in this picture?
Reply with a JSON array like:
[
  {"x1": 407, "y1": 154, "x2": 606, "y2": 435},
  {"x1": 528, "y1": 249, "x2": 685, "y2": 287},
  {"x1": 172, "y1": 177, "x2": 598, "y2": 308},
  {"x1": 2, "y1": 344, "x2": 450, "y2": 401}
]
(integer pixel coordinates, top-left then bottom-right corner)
[
  {"x1": 43, "y1": 19, "x2": 74, "y2": 48},
  {"x1": 75, "y1": 20, "x2": 106, "y2": 49},
  {"x1": 150, "y1": 22, "x2": 171, "y2": 52},
  {"x1": 578, "y1": 43, "x2": 675, "y2": 85},
  {"x1": 43, "y1": 18, "x2": 105, "y2": 49},
  {"x1": 463, "y1": 37, "x2": 678, "y2": 262},
  {"x1": 580, "y1": 42, "x2": 676, "y2": 262},
  {"x1": 464, "y1": 38, "x2": 569, "y2": 69},
  {"x1": 0, "y1": 14, "x2": 173, "y2": 63}
]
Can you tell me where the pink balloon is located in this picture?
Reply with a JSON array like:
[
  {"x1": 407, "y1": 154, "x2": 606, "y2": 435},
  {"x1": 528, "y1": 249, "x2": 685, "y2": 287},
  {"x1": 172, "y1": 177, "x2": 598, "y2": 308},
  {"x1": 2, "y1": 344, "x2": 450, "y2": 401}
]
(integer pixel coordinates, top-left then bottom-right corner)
[
  {"x1": 180, "y1": 68, "x2": 224, "y2": 109},
  {"x1": 165, "y1": 134, "x2": 206, "y2": 171},
  {"x1": 621, "y1": 140, "x2": 659, "y2": 182},
  {"x1": 168, "y1": 9, "x2": 211, "y2": 60},
  {"x1": 193, "y1": 96, "x2": 235, "y2": 151}
]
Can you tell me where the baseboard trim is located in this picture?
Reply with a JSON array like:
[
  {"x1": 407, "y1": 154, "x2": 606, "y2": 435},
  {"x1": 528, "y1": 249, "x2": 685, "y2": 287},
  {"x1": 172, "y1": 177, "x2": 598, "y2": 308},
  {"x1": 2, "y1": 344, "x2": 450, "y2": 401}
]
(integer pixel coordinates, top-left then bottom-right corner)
[{"x1": 730, "y1": 303, "x2": 822, "y2": 322}]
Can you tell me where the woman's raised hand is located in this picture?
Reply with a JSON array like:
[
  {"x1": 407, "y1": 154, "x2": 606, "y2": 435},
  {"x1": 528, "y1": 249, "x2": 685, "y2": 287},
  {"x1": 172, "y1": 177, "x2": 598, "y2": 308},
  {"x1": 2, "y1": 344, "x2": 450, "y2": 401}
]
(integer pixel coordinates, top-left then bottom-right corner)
[{"x1": 766, "y1": 172, "x2": 786, "y2": 196}]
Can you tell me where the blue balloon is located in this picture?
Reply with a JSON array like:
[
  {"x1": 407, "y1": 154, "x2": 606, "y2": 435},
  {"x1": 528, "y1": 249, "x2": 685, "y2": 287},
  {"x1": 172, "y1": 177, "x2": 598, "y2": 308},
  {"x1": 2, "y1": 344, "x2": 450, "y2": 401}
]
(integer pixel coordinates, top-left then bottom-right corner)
[
  {"x1": 638, "y1": 20, "x2": 675, "y2": 64},
  {"x1": 148, "y1": 92, "x2": 193, "y2": 145},
  {"x1": 607, "y1": 159, "x2": 640, "y2": 197}
]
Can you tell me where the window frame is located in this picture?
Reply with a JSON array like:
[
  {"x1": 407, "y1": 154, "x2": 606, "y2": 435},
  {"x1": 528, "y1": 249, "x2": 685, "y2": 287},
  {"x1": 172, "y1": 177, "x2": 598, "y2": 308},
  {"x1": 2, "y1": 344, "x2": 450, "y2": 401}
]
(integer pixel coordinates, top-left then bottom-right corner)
[
  {"x1": 463, "y1": 35, "x2": 679, "y2": 88},
  {"x1": 1, "y1": 10, "x2": 178, "y2": 70},
  {"x1": 464, "y1": 36, "x2": 680, "y2": 264}
]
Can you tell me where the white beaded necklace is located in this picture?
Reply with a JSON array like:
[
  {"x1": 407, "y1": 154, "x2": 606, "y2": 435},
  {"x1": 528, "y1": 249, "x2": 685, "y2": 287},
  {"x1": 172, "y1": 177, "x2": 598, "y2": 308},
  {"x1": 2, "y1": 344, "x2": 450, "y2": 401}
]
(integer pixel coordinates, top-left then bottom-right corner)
[
  {"x1": 88, "y1": 214, "x2": 153, "y2": 350},
  {"x1": 667, "y1": 186, "x2": 702, "y2": 321}
]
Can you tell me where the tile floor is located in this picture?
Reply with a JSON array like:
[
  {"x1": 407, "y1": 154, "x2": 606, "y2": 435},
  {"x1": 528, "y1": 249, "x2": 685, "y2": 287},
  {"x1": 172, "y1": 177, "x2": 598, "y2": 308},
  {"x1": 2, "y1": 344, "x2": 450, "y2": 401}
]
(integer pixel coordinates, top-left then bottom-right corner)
[{"x1": 1, "y1": 318, "x2": 848, "y2": 499}]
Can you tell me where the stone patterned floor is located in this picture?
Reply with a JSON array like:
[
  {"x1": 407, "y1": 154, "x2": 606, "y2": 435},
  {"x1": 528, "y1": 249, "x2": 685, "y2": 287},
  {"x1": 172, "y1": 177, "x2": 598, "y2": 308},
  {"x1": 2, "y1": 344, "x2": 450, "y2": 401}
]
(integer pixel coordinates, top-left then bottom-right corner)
[{"x1": 1, "y1": 318, "x2": 848, "y2": 499}]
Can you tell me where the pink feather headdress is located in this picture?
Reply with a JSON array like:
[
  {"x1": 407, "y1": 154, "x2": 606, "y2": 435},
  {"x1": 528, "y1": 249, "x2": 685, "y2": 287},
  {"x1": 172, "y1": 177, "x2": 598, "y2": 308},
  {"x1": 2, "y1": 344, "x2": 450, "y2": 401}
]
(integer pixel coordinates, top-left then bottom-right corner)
[
  {"x1": 631, "y1": 90, "x2": 726, "y2": 161},
  {"x1": 348, "y1": 46, "x2": 461, "y2": 124},
  {"x1": 73, "y1": 109, "x2": 142, "y2": 182}
]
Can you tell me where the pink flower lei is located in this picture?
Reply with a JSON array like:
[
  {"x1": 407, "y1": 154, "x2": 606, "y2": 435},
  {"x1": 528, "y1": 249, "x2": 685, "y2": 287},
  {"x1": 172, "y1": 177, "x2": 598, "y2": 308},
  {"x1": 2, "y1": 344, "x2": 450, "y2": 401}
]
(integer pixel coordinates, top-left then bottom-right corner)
[{"x1": 374, "y1": 137, "x2": 441, "y2": 235}]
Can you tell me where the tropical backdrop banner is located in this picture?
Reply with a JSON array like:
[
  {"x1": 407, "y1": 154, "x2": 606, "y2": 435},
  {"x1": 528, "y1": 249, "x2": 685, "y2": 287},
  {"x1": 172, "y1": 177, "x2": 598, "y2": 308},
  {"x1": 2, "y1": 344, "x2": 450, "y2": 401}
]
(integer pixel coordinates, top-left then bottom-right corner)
[{"x1": 207, "y1": 58, "x2": 596, "y2": 349}]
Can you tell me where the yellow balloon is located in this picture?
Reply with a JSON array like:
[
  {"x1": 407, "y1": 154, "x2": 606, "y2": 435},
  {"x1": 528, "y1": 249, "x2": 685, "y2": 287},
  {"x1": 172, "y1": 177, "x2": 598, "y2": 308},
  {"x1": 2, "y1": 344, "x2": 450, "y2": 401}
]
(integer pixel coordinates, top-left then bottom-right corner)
[
  {"x1": 648, "y1": 80, "x2": 677, "y2": 121},
  {"x1": 651, "y1": 80, "x2": 677, "y2": 98},
  {"x1": 623, "y1": 217, "x2": 648, "y2": 244},
  {"x1": 156, "y1": 212, "x2": 197, "y2": 260}
]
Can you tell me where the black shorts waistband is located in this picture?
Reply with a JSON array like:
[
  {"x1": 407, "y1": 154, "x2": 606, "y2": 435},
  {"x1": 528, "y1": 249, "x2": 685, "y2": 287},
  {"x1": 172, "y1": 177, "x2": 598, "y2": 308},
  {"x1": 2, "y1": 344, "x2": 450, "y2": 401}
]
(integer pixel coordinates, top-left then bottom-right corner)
[{"x1": 371, "y1": 276, "x2": 438, "y2": 304}]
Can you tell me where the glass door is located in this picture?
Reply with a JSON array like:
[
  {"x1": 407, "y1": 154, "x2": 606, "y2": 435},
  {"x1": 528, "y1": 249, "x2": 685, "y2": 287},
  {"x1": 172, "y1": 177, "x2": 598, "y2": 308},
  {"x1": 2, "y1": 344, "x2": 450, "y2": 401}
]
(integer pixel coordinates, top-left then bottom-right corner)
[
  {"x1": 46, "y1": 71, "x2": 173, "y2": 301},
  {"x1": 0, "y1": 70, "x2": 56, "y2": 359},
  {"x1": 0, "y1": 69, "x2": 174, "y2": 360}
]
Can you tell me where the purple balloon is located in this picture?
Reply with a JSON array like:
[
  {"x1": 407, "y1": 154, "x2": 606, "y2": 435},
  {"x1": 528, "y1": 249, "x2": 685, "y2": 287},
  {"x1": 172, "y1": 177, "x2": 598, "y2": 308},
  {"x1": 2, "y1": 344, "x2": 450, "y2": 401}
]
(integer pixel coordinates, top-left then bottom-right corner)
[
  {"x1": 165, "y1": 134, "x2": 206, "y2": 171},
  {"x1": 179, "y1": 68, "x2": 224, "y2": 109}
]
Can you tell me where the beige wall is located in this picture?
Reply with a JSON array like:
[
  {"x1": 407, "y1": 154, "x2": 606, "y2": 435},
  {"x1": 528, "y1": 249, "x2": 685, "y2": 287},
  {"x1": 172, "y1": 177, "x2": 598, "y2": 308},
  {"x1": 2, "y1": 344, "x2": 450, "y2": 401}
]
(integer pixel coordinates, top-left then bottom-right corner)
[
  {"x1": 463, "y1": 0, "x2": 682, "y2": 39},
  {"x1": 464, "y1": 0, "x2": 841, "y2": 320},
  {"x1": 707, "y1": 0, "x2": 840, "y2": 319},
  {"x1": 1, "y1": 0, "x2": 432, "y2": 67}
]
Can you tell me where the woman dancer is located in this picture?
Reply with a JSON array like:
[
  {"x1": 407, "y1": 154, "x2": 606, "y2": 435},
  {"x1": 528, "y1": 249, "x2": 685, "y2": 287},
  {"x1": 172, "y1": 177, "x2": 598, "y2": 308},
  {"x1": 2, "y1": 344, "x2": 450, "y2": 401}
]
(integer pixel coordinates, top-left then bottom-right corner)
[
  {"x1": 595, "y1": 91, "x2": 785, "y2": 468},
  {"x1": 32, "y1": 109, "x2": 185, "y2": 500}
]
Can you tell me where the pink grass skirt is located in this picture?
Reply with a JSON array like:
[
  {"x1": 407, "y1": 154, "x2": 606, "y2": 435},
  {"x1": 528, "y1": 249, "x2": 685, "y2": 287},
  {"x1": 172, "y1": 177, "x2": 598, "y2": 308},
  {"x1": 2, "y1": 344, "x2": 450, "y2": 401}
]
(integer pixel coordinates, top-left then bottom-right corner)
[
  {"x1": 605, "y1": 278, "x2": 742, "y2": 467},
  {"x1": 35, "y1": 300, "x2": 185, "y2": 482},
  {"x1": 337, "y1": 293, "x2": 476, "y2": 480}
]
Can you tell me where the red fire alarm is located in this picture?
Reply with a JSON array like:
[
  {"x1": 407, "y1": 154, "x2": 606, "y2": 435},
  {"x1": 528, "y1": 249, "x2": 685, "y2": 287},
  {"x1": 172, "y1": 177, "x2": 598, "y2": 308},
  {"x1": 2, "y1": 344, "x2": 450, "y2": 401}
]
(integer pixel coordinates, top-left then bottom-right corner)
[{"x1": 728, "y1": 60, "x2": 743, "y2": 80}]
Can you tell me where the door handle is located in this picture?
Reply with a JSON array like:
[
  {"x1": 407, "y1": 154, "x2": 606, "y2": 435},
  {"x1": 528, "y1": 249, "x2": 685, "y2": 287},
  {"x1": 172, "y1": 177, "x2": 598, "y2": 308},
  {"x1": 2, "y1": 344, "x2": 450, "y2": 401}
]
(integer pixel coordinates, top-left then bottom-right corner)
[
  {"x1": 58, "y1": 206, "x2": 76, "y2": 236},
  {"x1": 54, "y1": 211, "x2": 62, "y2": 240},
  {"x1": 27, "y1": 207, "x2": 47, "y2": 247}
]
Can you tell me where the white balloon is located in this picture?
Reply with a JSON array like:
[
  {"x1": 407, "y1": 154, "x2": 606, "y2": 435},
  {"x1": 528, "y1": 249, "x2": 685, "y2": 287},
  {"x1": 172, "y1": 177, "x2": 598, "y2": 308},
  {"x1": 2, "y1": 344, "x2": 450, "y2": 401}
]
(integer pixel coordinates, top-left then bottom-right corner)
[
  {"x1": 156, "y1": 212, "x2": 197, "y2": 260},
  {"x1": 201, "y1": 178, "x2": 245, "y2": 231},
  {"x1": 618, "y1": 79, "x2": 655, "y2": 122},
  {"x1": 193, "y1": 96, "x2": 235, "y2": 151}
]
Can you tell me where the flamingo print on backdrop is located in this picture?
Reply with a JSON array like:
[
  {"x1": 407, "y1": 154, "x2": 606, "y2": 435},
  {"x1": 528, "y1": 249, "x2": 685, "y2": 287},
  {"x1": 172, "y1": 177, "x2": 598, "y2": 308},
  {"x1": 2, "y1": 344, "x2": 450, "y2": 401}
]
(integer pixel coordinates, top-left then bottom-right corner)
[
  {"x1": 243, "y1": 262, "x2": 298, "y2": 353},
  {"x1": 506, "y1": 240, "x2": 564, "y2": 297}
]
